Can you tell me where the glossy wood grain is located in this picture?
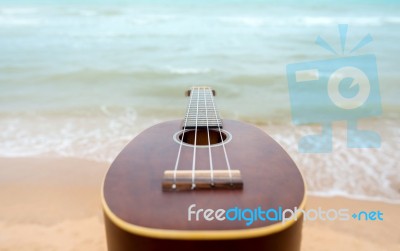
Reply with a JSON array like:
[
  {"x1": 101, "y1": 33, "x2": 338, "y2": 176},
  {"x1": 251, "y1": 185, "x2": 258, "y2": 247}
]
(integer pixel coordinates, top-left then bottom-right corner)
[
  {"x1": 104, "y1": 214, "x2": 303, "y2": 251},
  {"x1": 103, "y1": 120, "x2": 305, "y2": 231}
]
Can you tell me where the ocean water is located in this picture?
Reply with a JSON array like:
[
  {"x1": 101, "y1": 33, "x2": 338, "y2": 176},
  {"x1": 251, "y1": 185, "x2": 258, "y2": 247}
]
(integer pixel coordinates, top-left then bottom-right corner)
[{"x1": 0, "y1": 1, "x2": 399, "y2": 202}]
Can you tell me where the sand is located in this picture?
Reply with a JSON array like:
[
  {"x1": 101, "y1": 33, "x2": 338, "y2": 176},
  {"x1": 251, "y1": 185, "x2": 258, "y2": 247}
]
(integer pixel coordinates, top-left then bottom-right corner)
[{"x1": 0, "y1": 157, "x2": 399, "y2": 251}]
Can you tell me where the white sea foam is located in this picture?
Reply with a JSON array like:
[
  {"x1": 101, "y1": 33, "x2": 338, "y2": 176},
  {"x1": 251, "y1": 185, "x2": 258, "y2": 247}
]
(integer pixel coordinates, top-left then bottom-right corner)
[
  {"x1": 265, "y1": 119, "x2": 400, "y2": 204},
  {"x1": 218, "y1": 16, "x2": 400, "y2": 27},
  {"x1": 0, "y1": 7, "x2": 38, "y2": 16},
  {"x1": 308, "y1": 191, "x2": 400, "y2": 204},
  {"x1": 130, "y1": 15, "x2": 176, "y2": 25},
  {"x1": 0, "y1": 16, "x2": 40, "y2": 26},
  {"x1": 166, "y1": 67, "x2": 211, "y2": 75},
  {"x1": 0, "y1": 108, "x2": 144, "y2": 163},
  {"x1": 1, "y1": 112, "x2": 399, "y2": 203},
  {"x1": 219, "y1": 17, "x2": 266, "y2": 27},
  {"x1": 386, "y1": 16, "x2": 400, "y2": 24}
]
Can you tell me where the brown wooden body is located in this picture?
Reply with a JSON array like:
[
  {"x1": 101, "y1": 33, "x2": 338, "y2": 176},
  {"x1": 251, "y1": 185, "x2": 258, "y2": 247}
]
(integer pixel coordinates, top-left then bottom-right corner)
[
  {"x1": 104, "y1": 216, "x2": 303, "y2": 250},
  {"x1": 102, "y1": 120, "x2": 306, "y2": 251}
]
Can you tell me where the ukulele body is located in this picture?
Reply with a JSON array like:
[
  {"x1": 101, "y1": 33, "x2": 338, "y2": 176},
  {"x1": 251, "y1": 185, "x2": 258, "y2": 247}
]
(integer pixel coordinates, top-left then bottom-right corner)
[{"x1": 102, "y1": 119, "x2": 306, "y2": 251}]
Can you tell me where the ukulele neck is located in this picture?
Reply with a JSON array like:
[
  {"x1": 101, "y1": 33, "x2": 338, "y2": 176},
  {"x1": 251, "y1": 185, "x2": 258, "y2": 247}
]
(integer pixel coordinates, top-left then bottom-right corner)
[
  {"x1": 184, "y1": 87, "x2": 222, "y2": 129},
  {"x1": 162, "y1": 86, "x2": 243, "y2": 192}
]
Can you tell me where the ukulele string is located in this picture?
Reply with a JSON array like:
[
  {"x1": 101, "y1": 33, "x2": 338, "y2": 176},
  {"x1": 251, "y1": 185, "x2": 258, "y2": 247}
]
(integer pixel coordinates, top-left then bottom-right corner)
[
  {"x1": 210, "y1": 88, "x2": 233, "y2": 184},
  {"x1": 172, "y1": 87, "x2": 194, "y2": 189},
  {"x1": 191, "y1": 87, "x2": 201, "y2": 190},
  {"x1": 204, "y1": 87, "x2": 215, "y2": 186}
]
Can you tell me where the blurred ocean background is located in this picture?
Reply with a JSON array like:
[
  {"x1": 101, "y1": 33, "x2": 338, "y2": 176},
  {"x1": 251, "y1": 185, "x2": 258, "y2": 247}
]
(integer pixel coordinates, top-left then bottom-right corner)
[{"x1": 0, "y1": 0, "x2": 399, "y2": 202}]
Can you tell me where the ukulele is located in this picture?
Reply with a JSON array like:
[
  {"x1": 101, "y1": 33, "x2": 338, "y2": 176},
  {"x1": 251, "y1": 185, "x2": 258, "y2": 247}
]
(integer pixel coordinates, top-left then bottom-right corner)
[{"x1": 102, "y1": 86, "x2": 306, "y2": 251}]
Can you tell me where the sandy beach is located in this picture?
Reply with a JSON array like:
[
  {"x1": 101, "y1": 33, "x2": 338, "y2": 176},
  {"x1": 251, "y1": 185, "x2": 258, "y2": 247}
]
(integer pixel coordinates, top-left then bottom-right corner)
[
  {"x1": 0, "y1": 158, "x2": 108, "y2": 251},
  {"x1": 0, "y1": 157, "x2": 398, "y2": 251},
  {"x1": 1, "y1": 2, "x2": 399, "y2": 250}
]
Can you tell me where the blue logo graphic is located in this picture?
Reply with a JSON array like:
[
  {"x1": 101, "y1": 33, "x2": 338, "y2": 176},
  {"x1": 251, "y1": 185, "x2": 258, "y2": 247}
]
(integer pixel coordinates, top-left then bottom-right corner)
[
  {"x1": 286, "y1": 24, "x2": 382, "y2": 152},
  {"x1": 187, "y1": 204, "x2": 384, "y2": 227}
]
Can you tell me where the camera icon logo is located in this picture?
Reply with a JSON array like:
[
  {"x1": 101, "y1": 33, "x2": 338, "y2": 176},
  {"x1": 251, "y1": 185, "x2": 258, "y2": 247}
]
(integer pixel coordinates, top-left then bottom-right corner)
[
  {"x1": 286, "y1": 25, "x2": 381, "y2": 153},
  {"x1": 328, "y1": 66, "x2": 370, "y2": 110}
]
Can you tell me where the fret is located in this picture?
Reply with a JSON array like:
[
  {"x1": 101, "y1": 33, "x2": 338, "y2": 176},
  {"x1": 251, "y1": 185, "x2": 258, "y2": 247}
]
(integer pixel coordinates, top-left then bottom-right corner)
[
  {"x1": 161, "y1": 86, "x2": 239, "y2": 192},
  {"x1": 186, "y1": 114, "x2": 217, "y2": 117},
  {"x1": 183, "y1": 87, "x2": 222, "y2": 129}
]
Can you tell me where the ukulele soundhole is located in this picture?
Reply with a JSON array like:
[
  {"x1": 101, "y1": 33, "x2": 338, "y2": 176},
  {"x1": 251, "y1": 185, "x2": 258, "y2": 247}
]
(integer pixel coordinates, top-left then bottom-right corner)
[{"x1": 174, "y1": 129, "x2": 231, "y2": 147}]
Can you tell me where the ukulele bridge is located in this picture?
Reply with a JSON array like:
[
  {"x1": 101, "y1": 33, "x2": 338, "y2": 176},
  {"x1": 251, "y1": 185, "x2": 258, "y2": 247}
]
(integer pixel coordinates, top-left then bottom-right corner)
[{"x1": 162, "y1": 170, "x2": 243, "y2": 191}]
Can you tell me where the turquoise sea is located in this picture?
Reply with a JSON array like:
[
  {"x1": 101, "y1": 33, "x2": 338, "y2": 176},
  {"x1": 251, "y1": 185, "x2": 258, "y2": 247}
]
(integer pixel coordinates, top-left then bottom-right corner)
[{"x1": 0, "y1": 0, "x2": 399, "y2": 202}]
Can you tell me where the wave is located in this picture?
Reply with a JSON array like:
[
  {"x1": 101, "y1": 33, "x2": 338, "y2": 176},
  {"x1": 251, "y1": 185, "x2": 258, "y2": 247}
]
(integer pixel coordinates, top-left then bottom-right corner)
[
  {"x1": 0, "y1": 7, "x2": 38, "y2": 15},
  {"x1": 308, "y1": 191, "x2": 400, "y2": 205},
  {"x1": 219, "y1": 16, "x2": 400, "y2": 27},
  {"x1": 1, "y1": 113, "x2": 399, "y2": 204},
  {"x1": 0, "y1": 108, "x2": 141, "y2": 163},
  {"x1": 0, "y1": 7, "x2": 40, "y2": 26},
  {"x1": 40, "y1": 67, "x2": 214, "y2": 84},
  {"x1": 2, "y1": 5, "x2": 400, "y2": 28},
  {"x1": 166, "y1": 66, "x2": 211, "y2": 75},
  {"x1": 219, "y1": 17, "x2": 266, "y2": 27},
  {"x1": 0, "y1": 16, "x2": 40, "y2": 26}
]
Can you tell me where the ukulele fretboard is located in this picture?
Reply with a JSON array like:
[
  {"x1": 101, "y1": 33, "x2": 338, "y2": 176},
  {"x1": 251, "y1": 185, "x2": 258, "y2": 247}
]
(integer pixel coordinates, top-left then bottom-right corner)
[{"x1": 183, "y1": 87, "x2": 222, "y2": 129}]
